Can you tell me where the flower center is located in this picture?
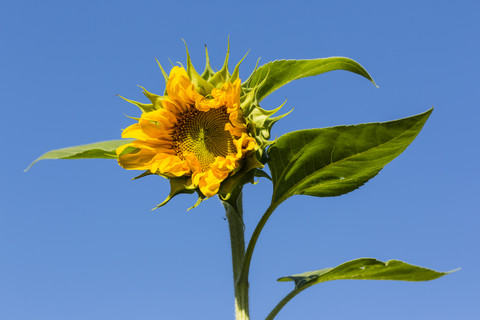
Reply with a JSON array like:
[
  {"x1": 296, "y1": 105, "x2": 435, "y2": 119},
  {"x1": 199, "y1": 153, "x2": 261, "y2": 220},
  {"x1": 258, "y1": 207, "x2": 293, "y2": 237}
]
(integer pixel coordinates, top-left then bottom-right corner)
[{"x1": 172, "y1": 106, "x2": 235, "y2": 171}]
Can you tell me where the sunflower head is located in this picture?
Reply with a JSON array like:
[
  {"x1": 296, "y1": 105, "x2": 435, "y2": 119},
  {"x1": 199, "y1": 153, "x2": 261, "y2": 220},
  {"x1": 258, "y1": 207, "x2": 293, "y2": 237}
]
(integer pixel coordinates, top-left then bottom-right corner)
[{"x1": 117, "y1": 42, "x2": 289, "y2": 209}]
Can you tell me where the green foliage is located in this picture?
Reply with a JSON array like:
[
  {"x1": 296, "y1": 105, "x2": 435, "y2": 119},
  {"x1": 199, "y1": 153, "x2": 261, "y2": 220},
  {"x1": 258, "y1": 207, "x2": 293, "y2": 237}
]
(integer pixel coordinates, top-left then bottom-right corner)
[
  {"x1": 240, "y1": 57, "x2": 376, "y2": 163},
  {"x1": 278, "y1": 258, "x2": 451, "y2": 288},
  {"x1": 267, "y1": 109, "x2": 432, "y2": 205},
  {"x1": 25, "y1": 139, "x2": 134, "y2": 171},
  {"x1": 244, "y1": 57, "x2": 377, "y2": 102},
  {"x1": 264, "y1": 258, "x2": 454, "y2": 319}
]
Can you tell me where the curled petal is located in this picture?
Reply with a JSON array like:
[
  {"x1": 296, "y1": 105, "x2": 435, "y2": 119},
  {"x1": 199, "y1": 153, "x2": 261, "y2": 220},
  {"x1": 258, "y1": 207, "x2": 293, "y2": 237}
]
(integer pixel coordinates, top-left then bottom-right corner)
[{"x1": 167, "y1": 66, "x2": 199, "y2": 108}]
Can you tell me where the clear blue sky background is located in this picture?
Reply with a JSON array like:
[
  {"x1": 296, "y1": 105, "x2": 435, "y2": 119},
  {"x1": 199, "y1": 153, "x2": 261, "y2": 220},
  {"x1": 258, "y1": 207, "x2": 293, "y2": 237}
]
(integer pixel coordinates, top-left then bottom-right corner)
[{"x1": 1, "y1": 1, "x2": 479, "y2": 319}]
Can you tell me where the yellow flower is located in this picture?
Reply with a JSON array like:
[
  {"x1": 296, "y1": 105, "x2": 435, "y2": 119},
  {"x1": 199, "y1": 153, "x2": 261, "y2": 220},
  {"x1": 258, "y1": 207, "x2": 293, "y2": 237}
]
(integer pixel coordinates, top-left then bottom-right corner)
[
  {"x1": 114, "y1": 42, "x2": 289, "y2": 208},
  {"x1": 117, "y1": 66, "x2": 257, "y2": 198}
]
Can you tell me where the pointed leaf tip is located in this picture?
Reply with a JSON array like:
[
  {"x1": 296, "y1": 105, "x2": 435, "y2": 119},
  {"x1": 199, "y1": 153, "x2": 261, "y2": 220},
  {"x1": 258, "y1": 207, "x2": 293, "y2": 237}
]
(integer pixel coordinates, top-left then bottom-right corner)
[
  {"x1": 187, "y1": 196, "x2": 205, "y2": 211},
  {"x1": 181, "y1": 39, "x2": 214, "y2": 95},
  {"x1": 118, "y1": 95, "x2": 156, "y2": 113},
  {"x1": 25, "y1": 139, "x2": 135, "y2": 171},
  {"x1": 155, "y1": 57, "x2": 169, "y2": 86},
  {"x1": 201, "y1": 44, "x2": 215, "y2": 80},
  {"x1": 278, "y1": 258, "x2": 455, "y2": 287},
  {"x1": 231, "y1": 49, "x2": 250, "y2": 83},
  {"x1": 208, "y1": 39, "x2": 234, "y2": 87}
]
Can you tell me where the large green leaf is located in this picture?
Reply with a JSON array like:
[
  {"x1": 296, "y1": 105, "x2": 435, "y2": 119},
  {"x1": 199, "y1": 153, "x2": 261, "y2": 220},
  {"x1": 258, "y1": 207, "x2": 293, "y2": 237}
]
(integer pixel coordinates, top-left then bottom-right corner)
[
  {"x1": 244, "y1": 57, "x2": 376, "y2": 102},
  {"x1": 267, "y1": 109, "x2": 432, "y2": 205},
  {"x1": 25, "y1": 139, "x2": 134, "y2": 171},
  {"x1": 278, "y1": 258, "x2": 452, "y2": 288},
  {"x1": 265, "y1": 258, "x2": 454, "y2": 320}
]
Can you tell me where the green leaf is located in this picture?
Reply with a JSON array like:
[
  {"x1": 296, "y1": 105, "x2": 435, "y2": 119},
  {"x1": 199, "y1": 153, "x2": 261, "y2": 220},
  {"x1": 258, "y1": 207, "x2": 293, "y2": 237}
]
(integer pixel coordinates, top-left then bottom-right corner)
[
  {"x1": 278, "y1": 258, "x2": 454, "y2": 288},
  {"x1": 267, "y1": 109, "x2": 432, "y2": 205},
  {"x1": 265, "y1": 257, "x2": 454, "y2": 319},
  {"x1": 25, "y1": 139, "x2": 134, "y2": 171},
  {"x1": 244, "y1": 57, "x2": 377, "y2": 102}
]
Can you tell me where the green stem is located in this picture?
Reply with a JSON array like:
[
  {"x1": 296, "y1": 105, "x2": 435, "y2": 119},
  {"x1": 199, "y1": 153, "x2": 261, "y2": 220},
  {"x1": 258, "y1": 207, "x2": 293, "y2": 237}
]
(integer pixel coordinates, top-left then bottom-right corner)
[
  {"x1": 265, "y1": 283, "x2": 313, "y2": 320},
  {"x1": 238, "y1": 202, "x2": 279, "y2": 290},
  {"x1": 223, "y1": 192, "x2": 249, "y2": 320}
]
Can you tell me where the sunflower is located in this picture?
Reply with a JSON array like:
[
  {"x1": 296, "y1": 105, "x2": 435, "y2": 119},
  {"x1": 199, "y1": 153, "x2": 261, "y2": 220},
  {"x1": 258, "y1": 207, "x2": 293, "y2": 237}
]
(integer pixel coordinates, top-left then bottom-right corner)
[
  {"x1": 114, "y1": 43, "x2": 289, "y2": 207},
  {"x1": 116, "y1": 66, "x2": 257, "y2": 198}
]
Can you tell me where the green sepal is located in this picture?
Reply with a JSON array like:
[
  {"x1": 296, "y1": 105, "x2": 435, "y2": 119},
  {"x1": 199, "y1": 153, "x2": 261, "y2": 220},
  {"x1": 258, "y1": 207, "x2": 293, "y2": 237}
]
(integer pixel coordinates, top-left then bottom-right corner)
[
  {"x1": 254, "y1": 168, "x2": 271, "y2": 181},
  {"x1": 123, "y1": 114, "x2": 140, "y2": 121},
  {"x1": 247, "y1": 101, "x2": 291, "y2": 141},
  {"x1": 25, "y1": 139, "x2": 135, "y2": 171},
  {"x1": 131, "y1": 170, "x2": 153, "y2": 180},
  {"x1": 278, "y1": 258, "x2": 455, "y2": 288},
  {"x1": 182, "y1": 39, "x2": 214, "y2": 96},
  {"x1": 240, "y1": 65, "x2": 270, "y2": 111},
  {"x1": 118, "y1": 95, "x2": 156, "y2": 113},
  {"x1": 239, "y1": 68, "x2": 288, "y2": 159},
  {"x1": 155, "y1": 58, "x2": 169, "y2": 95},
  {"x1": 241, "y1": 93, "x2": 291, "y2": 160},
  {"x1": 230, "y1": 50, "x2": 249, "y2": 83},
  {"x1": 152, "y1": 177, "x2": 196, "y2": 210},
  {"x1": 138, "y1": 86, "x2": 162, "y2": 109},
  {"x1": 188, "y1": 191, "x2": 207, "y2": 211},
  {"x1": 201, "y1": 45, "x2": 215, "y2": 81},
  {"x1": 208, "y1": 38, "x2": 231, "y2": 88}
]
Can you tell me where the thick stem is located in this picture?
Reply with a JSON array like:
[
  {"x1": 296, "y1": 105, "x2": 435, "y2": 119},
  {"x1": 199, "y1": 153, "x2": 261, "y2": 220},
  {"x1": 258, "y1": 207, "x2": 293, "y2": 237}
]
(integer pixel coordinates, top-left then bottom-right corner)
[{"x1": 223, "y1": 192, "x2": 249, "y2": 320}]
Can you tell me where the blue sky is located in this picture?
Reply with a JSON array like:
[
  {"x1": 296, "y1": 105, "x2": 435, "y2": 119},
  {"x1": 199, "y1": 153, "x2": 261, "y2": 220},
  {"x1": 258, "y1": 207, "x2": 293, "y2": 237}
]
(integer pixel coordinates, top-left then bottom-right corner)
[{"x1": 1, "y1": 0, "x2": 479, "y2": 319}]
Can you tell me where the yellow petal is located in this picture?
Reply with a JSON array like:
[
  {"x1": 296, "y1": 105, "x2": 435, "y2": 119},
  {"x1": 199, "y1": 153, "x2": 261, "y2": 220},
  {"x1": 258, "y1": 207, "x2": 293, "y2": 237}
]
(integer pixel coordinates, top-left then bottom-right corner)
[
  {"x1": 167, "y1": 66, "x2": 199, "y2": 108},
  {"x1": 122, "y1": 123, "x2": 152, "y2": 140},
  {"x1": 161, "y1": 96, "x2": 186, "y2": 114},
  {"x1": 198, "y1": 170, "x2": 222, "y2": 198},
  {"x1": 117, "y1": 145, "x2": 157, "y2": 170}
]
